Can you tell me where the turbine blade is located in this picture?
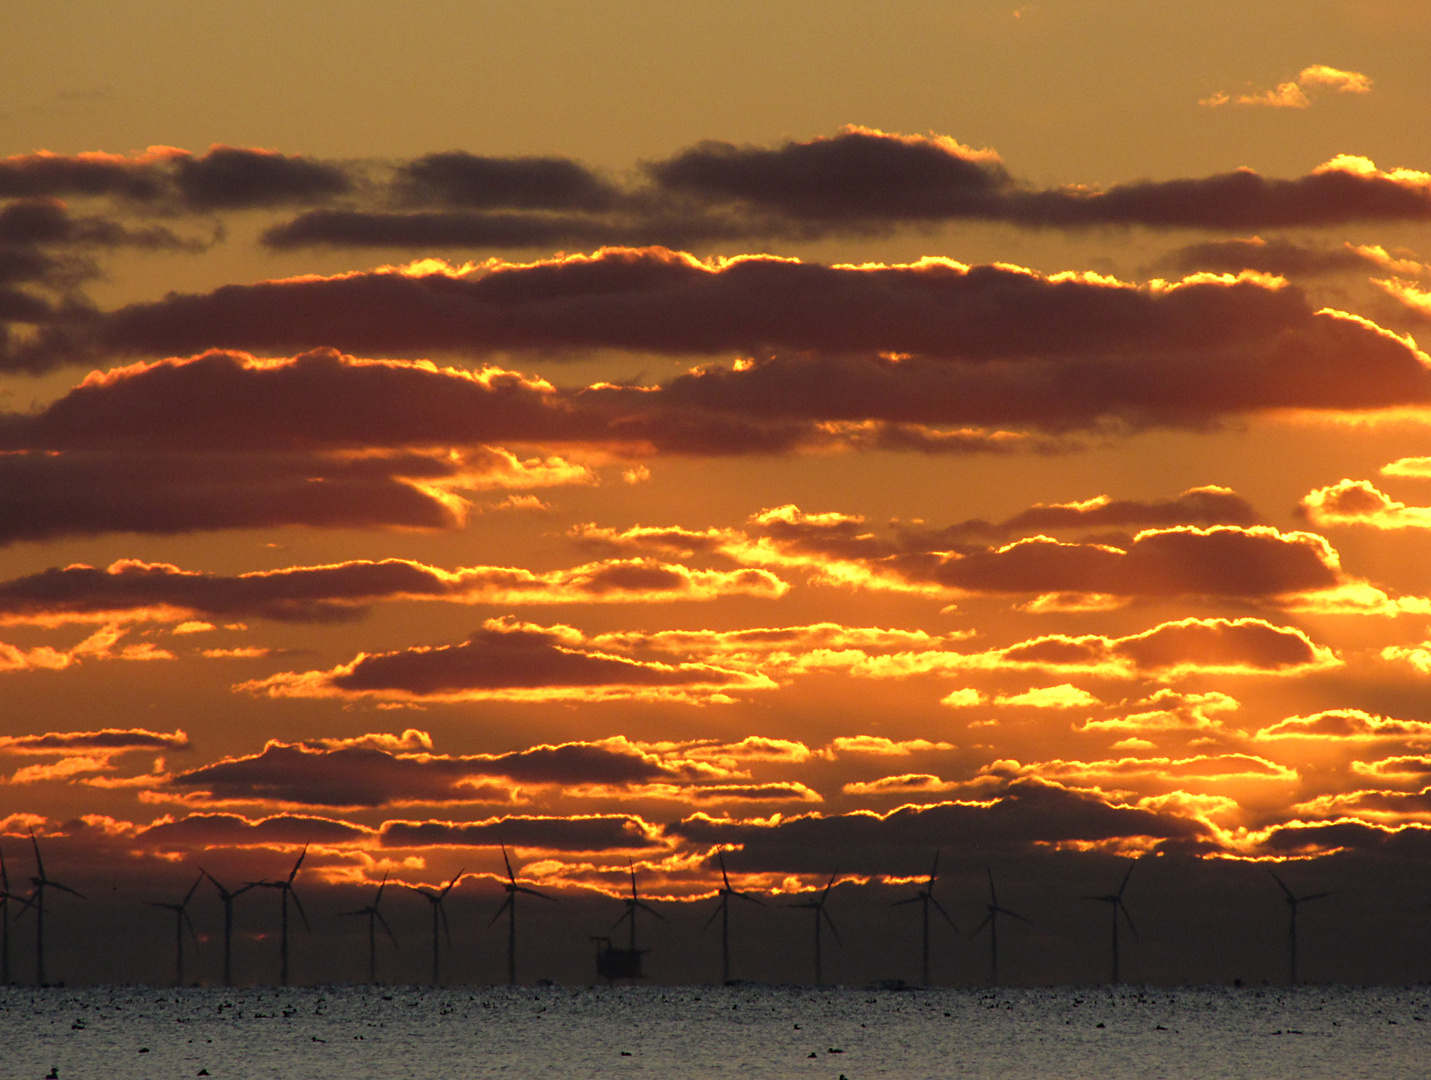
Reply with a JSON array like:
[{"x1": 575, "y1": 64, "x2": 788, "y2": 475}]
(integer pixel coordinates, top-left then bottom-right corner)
[
  {"x1": 733, "y1": 889, "x2": 764, "y2": 906},
  {"x1": 999, "y1": 905, "x2": 1032, "y2": 926},
  {"x1": 376, "y1": 910, "x2": 400, "y2": 949},
  {"x1": 49, "y1": 881, "x2": 85, "y2": 900},
  {"x1": 1119, "y1": 900, "x2": 1139, "y2": 942},
  {"x1": 440, "y1": 869, "x2": 466, "y2": 898},
  {"x1": 891, "y1": 896, "x2": 922, "y2": 907},
  {"x1": 290, "y1": 888, "x2": 311, "y2": 931},
  {"x1": 703, "y1": 898, "x2": 725, "y2": 929},
  {"x1": 515, "y1": 885, "x2": 554, "y2": 901},
  {"x1": 375, "y1": 871, "x2": 389, "y2": 906},
  {"x1": 201, "y1": 868, "x2": 227, "y2": 898},
  {"x1": 969, "y1": 913, "x2": 992, "y2": 940},
  {"x1": 636, "y1": 900, "x2": 666, "y2": 921},
  {"x1": 182, "y1": 871, "x2": 203, "y2": 908},
  {"x1": 609, "y1": 910, "x2": 631, "y2": 932},
  {"x1": 489, "y1": 896, "x2": 513, "y2": 926},
  {"x1": 930, "y1": 896, "x2": 958, "y2": 931},
  {"x1": 929, "y1": 850, "x2": 941, "y2": 886},
  {"x1": 30, "y1": 828, "x2": 45, "y2": 880},
  {"x1": 1268, "y1": 868, "x2": 1294, "y2": 901},
  {"x1": 0, "y1": 843, "x2": 8, "y2": 891},
  {"x1": 822, "y1": 870, "x2": 840, "y2": 899},
  {"x1": 502, "y1": 843, "x2": 515, "y2": 884},
  {"x1": 822, "y1": 906, "x2": 843, "y2": 948},
  {"x1": 986, "y1": 867, "x2": 998, "y2": 906},
  {"x1": 719, "y1": 850, "x2": 731, "y2": 891},
  {"x1": 183, "y1": 910, "x2": 199, "y2": 944},
  {"x1": 1117, "y1": 858, "x2": 1137, "y2": 898}
]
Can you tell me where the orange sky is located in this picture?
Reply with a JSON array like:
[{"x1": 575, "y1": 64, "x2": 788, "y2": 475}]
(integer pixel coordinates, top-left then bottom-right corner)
[{"x1": 4, "y1": 1, "x2": 1431, "y2": 988}]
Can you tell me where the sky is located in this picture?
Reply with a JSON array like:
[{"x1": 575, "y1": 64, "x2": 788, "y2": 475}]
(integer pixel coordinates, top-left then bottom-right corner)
[{"x1": 5, "y1": 0, "x2": 1431, "y2": 988}]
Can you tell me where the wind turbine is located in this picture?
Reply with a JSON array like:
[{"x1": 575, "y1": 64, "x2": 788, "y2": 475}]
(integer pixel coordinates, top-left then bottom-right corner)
[
  {"x1": 0, "y1": 843, "x2": 32, "y2": 986},
  {"x1": 338, "y1": 872, "x2": 399, "y2": 984},
  {"x1": 612, "y1": 859, "x2": 664, "y2": 953},
  {"x1": 703, "y1": 850, "x2": 764, "y2": 984},
  {"x1": 250, "y1": 845, "x2": 310, "y2": 986},
  {"x1": 1269, "y1": 868, "x2": 1331, "y2": 985},
  {"x1": 200, "y1": 869, "x2": 256, "y2": 987},
  {"x1": 969, "y1": 868, "x2": 1029, "y2": 986},
  {"x1": 1083, "y1": 859, "x2": 1138, "y2": 983},
  {"x1": 148, "y1": 871, "x2": 204, "y2": 987},
  {"x1": 490, "y1": 845, "x2": 554, "y2": 985},
  {"x1": 17, "y1": 828, "x2": 85, "y2": 986},
  {"x1": 788, "y1": 871, "x2": 841, "y2": 986},
  {"x1": 891, "y1": 851, "x2": 957, "y2": 987},
  {"x1": 406, "y1": 869, "x2": 464, "y2": 985}
]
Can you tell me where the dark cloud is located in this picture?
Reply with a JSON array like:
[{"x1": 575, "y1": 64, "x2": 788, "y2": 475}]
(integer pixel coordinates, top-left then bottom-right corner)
[
  {"x1": 0, "y1": 198, "x2": 205, "y2": 251},
  {"x1": 172, "y1": 146, "x2": 353, "y2": 211},
  {"x1": 134, "y1": 811, "x2": 372, "y2": 849},
  {"x1": 166, "y1": 739, "x2": 679, "y2": 808},
  {"x1": 0, "y1": 150, "x2": 170, "y2": 201},
  {"x1": 1154, "y1": 237, "x2": 1377, "y2": 277},
  {"x1": 670, "y1": 779, "x2": 1207, "y2": 875},
  {"x1": 379, "y1": 814, "x2": 661, "y2": 852},
  {"x1": 907, "y1": 486, "x2": 1259, "y2": 544},
  {"x1": 0, "y1": 448, "x2": 469, "y2": 544},
  {"x1": 14, "y1": 252, "x2": 1426, "y2": 436},
  {"x1": 0, "y1": 727, "x2": 188, "y2": 754},
  {"x1": 393, "y1": 152, "x2": 622, "y2": 211},
  {"x1": 262, "y1": 209, "x2": 637, "y2": 251}
]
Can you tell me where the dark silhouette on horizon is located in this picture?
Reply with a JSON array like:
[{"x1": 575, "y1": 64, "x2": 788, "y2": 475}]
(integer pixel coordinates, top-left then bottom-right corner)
[
  {"x1": 406, "y1": 869, "x2": 464, "y2": 985},
  {"x1": 1270, "y1": 868, "x2": 1331, "y2": 985},
  {"x1": 596, "y1": 860, "x2": 662, "y2": 981},
  {"x1": 337, "y1": 871, "x2": 399, "y2": 984},
  {"x1": 490, "y1": 844, "x2": 554, "y2": 985},
  {"x1": 789, "y1": 871, "x2": 841, "y2": 986},
  {"x1": 970, "y1": 867, "x2": 1029, "y2": 986},
  {"x1": 201, "y1": 869, "x2": 256, "y2": 988},
  {"x1": 0, "y1": 843, "x2": 31, "y2": 986},
  {"x1": 148, "y1": 870, "x2": 203, "y2": 987},
  {"x1": 249, "y1": 845, "x2": 310, "y2": 987},
  {"x1": 891, "y1": 850, "x2": 956, "y2": 987},
  {"x1": 1084, "y1": 858, "x2": 1139, "y2": 983},
  {"x1": 17, "y1": 829, "x2": 85, "y2": 986},
  {"x1": 704, "y1": 850, "x2": 764, "y2": 984}
]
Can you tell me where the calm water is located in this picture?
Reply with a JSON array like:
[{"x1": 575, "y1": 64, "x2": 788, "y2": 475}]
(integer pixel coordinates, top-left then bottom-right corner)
[{"x1": 3, "y1": 984, "x2": 1427, "y2": 1080}]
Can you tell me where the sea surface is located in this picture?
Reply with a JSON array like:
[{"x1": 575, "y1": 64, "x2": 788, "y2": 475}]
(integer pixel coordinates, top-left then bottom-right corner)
[{"x1": 3, "y1": 983, "x2": 1427, "y2": 1080}]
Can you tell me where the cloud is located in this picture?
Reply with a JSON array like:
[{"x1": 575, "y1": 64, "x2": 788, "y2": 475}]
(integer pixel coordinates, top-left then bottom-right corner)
[
  {"x1": 0, "y1": 622, "x2": 175, "y2": 673},
  {"x1": 1201, "y1": 65, "x2": 1372, "y2": 108},
  {"x1": 1300, "y1": 479, "x2": 1431, "y2": 529},
  {"x1": 825, "y1": 736, "x2": 955, "y2": 756},
  {"x1": 913, "y1": 486, "x2": 1258, "y2": 544},
  {"x1": 670, "y1": 779, "x2": 1209, "y2": 873},
  {"x1": 14, "y1": 253, "x2": 1431, "y2": 440},
  {"x1": 378, "y1": 814, "x2": 663, "y2": 852},
  {"x1": 240, "y1": 617, "x2": 778, "y2": 704},
  {"x1": 163, "y1": 735, "x2": 704, "y2": 808},
  {"x1": 1154, "y1": 237, "x2": 1418, "y2": 279},
  {"x1": 0, "y1": 727, "x2": 187, "y2": 754},
  {"x1": 1253, "y1": 709, "x2": 1431, "y2": 743},
  {"x1": 992, "y1": 684, "x2": 1101, "y2": 709},
  {"x1": 841, "y1": 774, "x2": 962, "y2": 796},
  {"x1": 1074, "y1": 690, "x2": 1240, "y2": 734},
  {"x1": 988, "y1": 753, "x2": 1298, "y2": 786},
  {"x1": 134, "y1": 811, "x2": 375, "y2": 850},
  {"x1": 0, "y1": 555, "x2": 786, "y2": 625}
]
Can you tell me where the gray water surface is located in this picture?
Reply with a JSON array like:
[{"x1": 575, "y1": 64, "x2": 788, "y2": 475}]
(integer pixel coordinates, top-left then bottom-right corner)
[{"x1": 4, "y1": 984, "x2": 1426, "y2": 1080}]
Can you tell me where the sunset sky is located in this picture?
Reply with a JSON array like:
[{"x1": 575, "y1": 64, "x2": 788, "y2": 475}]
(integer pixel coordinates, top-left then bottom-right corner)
[{"x1": 6, "y1": 1, "x2": 1431, "y2": 988}]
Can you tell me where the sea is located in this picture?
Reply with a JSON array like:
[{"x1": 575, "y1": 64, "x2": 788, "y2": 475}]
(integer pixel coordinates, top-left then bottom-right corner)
[{"x1": 3, "y1": 983, "x2": 1427, "y2": 1080}]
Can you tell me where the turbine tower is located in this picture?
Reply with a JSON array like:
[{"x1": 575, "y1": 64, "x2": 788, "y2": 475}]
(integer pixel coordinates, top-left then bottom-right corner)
[
  {"x1": 969, "y1": 868, "x2": 1029, "y2": 986},
  {"x1": 250, "y1": 845, "x2": 310, "y2": 986},
  {"x1": 1269, "y1": 868, "x2": 1331, "y2": 985},
  {"x1": 18, "y1": 828, "x2": 85, "y2": 986},
  {"x1": 703, "y1": 850, "x2": 764, "y2": 984},
  {"x1": 891, "y1": 850, "x2": 956, "y2": 987},
  {"x1": 337, "y1": 872, "x2": 400, "y2": 984},
  {"x1": 200, "y1": 869, "x2": 255, "y2": 987},
  {"x1": 611, "y1": 859, "x2": 664, "y2": 953},
  {"x1": 406, "y1": 869, "x2": 464, "y2": 985},
  {"x1": 1083, "y1": 859, "x2": 1138, "y2": 983},
  {"x1": 0, "y1": 843, "x2": 31, "y2": 986},
  {"x1": 148, "y1": 871, "x2": 204, "y2": 987},
  {"x1": 490, "y1": 845, "x2": 554, "y2": 985},
  {"x1": 788, "y1": 871, "x2": 841, "y2": 986}
]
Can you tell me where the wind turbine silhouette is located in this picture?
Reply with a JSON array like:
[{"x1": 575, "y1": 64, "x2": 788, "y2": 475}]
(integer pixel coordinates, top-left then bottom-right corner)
[
  {"x1": 969, "y1": 868, "x2": 1029, "y2": 986},
  {"x1": 250, "y1": 845, "x2": 310, "y2": 986},
  {"x1": 0, "y1": 843, "x2": 32, "y2": 986},
  {"x1": 1269, "y1": 868, "x2": 1331, "y2": 985},
  {"x1": 703, "y1": 850, "x2": 764, "y2": 984},
  {"x1": 200, "y1": 869, "x2": 256, "y2": 987},
  {"x1": 490, "y1": 845, "x2": 554, "y2": 985},
  {"x1": 149, "y1": 871, "x2": 204, "y2": 987},
  {"x1": 16, "y1": 828, "x2": 84, "y2": 986},
  {"x1": 612, "y1": 858, "x2": 664, "y2": 952},
  {"x1": 1083, "y1": 859, "x2": 1138, "y2": 983},
  {"x1": 338, "y1": 872, "x2": 399, "y2": 984},
  {"x1": 891, "y1": 851, "x2": 956, "y2": 987},
  {"x1": 788, "y1": 871, "x2": 841, "y2": 986},
  {"x1": 406, "y1": 869, "x2": 464, "y2": 985}
]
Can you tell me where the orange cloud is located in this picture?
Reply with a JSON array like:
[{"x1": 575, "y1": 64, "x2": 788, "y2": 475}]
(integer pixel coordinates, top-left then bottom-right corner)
[
  {"x1": 1300, "y1": 479, "x2": 1431, "y2": 529},
  {"x1": 1201, "y1": 65, "x2": 1372, "y2": 108},
  {"x1": 1253, "y1": 709, "x2": 1431, "y2": 743}
]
